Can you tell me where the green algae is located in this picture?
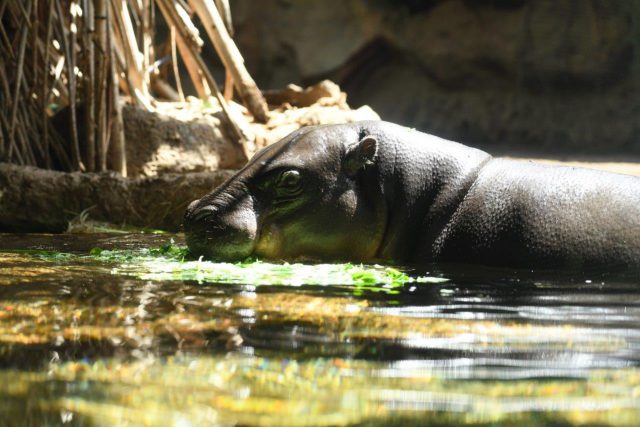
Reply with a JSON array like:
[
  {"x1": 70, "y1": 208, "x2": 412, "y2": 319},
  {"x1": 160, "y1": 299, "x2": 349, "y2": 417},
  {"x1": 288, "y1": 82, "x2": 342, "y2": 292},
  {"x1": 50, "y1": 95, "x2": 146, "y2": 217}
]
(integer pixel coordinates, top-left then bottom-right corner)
[
  {"x1": 115, "y1": 258, "x2": 419, "y2": 291},
  {"x1": 28, "y1": 240, "x2": 446, "y2": 291}
]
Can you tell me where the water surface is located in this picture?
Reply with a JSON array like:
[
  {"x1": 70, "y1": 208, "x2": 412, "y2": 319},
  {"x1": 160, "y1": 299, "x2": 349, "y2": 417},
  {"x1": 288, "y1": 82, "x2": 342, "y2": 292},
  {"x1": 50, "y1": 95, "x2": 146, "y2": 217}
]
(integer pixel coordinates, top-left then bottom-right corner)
[{"x1": 0, "y1": 233, "x2": 638, "y2": 426}]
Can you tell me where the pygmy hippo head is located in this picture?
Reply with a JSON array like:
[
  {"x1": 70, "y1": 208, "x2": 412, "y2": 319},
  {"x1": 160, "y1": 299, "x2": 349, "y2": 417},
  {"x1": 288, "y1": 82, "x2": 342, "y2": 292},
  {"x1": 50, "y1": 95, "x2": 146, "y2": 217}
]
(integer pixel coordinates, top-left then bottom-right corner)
[{"x1": 183, "y1": 123, "x2": 387, "y2": 263}]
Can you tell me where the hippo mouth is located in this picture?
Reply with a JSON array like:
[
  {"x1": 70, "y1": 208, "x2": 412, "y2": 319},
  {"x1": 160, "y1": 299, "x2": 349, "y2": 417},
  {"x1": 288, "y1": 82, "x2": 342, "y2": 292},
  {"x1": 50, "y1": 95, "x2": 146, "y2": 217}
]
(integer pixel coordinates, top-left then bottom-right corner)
[{"x1": 183, "y1": 198, "x2": 258, "y2": 261}]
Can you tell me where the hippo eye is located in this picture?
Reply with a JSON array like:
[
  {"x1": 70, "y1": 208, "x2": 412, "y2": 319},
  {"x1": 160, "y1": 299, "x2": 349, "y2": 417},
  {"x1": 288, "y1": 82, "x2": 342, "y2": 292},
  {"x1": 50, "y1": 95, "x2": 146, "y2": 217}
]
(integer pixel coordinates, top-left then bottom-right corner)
[{"x1": 275, "y1": 169, "x2": 303, "y2": 196}]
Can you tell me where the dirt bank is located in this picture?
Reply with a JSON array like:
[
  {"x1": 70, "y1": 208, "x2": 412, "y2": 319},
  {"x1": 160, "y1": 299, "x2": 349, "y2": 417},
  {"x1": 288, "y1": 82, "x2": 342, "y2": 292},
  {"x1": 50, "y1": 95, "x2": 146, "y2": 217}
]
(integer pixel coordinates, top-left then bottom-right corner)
[{"x1": 0, "y1": 163, "x2": 233, "y2": 232}]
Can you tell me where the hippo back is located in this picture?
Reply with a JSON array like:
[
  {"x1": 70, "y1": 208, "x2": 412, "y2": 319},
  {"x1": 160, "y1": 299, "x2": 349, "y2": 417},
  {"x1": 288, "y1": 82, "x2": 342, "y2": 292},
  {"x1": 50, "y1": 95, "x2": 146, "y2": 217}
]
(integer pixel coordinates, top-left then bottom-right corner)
[{"x1": 430, "y1": 159, "x2": 640, "y2": 271}]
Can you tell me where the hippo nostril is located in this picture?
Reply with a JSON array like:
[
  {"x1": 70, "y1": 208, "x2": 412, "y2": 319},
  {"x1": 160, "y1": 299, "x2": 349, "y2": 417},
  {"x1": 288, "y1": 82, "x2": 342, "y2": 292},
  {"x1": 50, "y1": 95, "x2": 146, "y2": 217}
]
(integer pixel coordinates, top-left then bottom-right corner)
[{"x1": 190, "y1": 205, "x2": 218, "y2": 222}]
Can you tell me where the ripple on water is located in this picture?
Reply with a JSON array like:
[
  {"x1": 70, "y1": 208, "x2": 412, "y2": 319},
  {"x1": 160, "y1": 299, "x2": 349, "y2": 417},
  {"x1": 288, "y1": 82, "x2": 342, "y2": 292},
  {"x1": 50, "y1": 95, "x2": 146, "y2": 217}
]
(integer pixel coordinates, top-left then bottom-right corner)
[{"x1": 0, "y1": 233, "x2": 639, "y2": 426}]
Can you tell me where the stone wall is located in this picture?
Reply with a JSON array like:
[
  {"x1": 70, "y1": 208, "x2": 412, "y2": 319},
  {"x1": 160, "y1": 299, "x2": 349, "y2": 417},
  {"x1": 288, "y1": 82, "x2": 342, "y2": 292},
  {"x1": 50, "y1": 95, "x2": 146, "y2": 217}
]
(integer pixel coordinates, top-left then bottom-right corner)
[{"x1": 230, "y1": 0, "x2": 640, "y2": 155}]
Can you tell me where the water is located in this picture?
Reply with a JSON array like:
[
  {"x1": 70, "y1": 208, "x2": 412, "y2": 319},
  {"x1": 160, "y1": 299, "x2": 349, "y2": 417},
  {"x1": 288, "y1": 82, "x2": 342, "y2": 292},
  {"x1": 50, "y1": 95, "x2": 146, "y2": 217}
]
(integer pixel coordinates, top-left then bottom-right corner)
[{"x1": 0, "y1": 233, "x2": 639, "y2": 426}]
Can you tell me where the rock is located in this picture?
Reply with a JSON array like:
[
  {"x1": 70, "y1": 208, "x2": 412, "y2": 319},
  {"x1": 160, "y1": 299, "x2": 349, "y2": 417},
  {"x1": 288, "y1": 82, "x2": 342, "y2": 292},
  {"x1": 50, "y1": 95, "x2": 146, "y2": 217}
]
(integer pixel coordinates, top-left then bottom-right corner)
[
  {"x1": 230, "y1": 0, "x2": 640, "y2": 154},
  {"x1": 0, "y1": 163, "x2": 234, "y2": 232},
  {"x1": 123, "y1": 102, "x2": 249, "y2": 177},
  {"x1": 263, "y1": 80, "x2": 346, "y2": 107},
  {"x1": 50, "y1": 101, "x2": 249, "y2": 178},
  {"x1": 250, "y1": 81, "x2": 380, "y2": 149},
  {"x1": 232, "y1": 1, "x2": 370, "y2": 85}
]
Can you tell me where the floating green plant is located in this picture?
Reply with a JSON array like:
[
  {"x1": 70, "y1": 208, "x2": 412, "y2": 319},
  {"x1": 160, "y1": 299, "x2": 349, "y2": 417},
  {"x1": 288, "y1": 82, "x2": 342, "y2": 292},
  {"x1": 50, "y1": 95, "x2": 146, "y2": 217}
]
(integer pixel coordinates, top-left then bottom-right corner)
[{"x1": 28, "y1": 240, "x2": 447, "y2": 292}]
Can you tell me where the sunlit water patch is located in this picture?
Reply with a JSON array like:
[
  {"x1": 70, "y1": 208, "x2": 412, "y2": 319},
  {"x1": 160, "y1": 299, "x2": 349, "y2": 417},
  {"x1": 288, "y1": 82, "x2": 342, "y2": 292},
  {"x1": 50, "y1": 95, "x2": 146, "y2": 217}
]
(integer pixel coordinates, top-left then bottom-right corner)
[
  {"x1": 0, "y1": 233, "x2": 639, "y2": 426},
  {"x1": 2, "y1": 356, "x2": 639, "y2": 426}
]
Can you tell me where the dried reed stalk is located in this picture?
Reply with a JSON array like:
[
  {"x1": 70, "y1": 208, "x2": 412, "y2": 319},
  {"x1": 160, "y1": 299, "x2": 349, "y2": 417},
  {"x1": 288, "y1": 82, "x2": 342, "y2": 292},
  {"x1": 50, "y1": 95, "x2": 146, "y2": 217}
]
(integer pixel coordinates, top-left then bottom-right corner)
[
  {"x1": 170, "y1": 26, "x2": 185, "y2": 101},
  {"x1": 81, "y1": 0, "x2": 96, "y2": 171},
  {"x1": 0, "y1": 0, "x2": 263, "y2": 172},
  {"x1": 155, "y1": 0, "x2": 248, "y2": 147},
  {"x1": 95, "y1": 0, "x2": 109, "y2": 171},
  {"x1": 54, "y1": 0, "x2": 82, "y2": 170},
  {"x1": 107, "y1": 4, "x2": 126, "y2": 176},
  {"x1": 190, "y1": 0, "x2": 268, "y2": 123}
]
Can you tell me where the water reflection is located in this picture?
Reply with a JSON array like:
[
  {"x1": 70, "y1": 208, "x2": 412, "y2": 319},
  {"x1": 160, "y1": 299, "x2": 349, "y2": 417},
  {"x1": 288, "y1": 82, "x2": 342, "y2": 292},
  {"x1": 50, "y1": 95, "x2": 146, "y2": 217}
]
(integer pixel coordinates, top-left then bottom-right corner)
[{"x1": 0, "y1": 233, "x2": 639, "y2": 426}]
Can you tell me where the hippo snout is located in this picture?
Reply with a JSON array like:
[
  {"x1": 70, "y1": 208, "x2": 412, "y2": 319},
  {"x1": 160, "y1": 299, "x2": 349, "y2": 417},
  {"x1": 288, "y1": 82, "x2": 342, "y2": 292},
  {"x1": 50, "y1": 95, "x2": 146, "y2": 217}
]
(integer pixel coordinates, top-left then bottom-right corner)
[
  {"x1": 187, "y1": 199, "x2": 199, "y2": 211},
  {"x1": 183, "y1": 196, "x2": 257, "y2": 261}
]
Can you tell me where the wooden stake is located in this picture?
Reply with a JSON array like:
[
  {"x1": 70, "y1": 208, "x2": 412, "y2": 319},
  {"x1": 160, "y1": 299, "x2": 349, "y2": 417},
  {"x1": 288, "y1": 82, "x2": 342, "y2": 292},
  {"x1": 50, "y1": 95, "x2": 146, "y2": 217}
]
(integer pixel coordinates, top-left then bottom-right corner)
[
  {"x1": 112, "y1": 36, "x2": 138, "y2": 98},
  {"x1": 189, "y1": 0, "x2": 268, "y2": 123},
  {"x1": 170, "y1": 25, "x2": 184, "y2": 101},
  {"x1": 155, "y1": 0, "x2": 248, "y2": 151},
  {"x1": 214, "y1": 0, "x2": 234, "y2": 101},
  {"x1": 30, "y1": 0, "x2": 38, "y2": 111},
  {"x1": 8, "y1": 0, "x2": 32, "y2": 165},
  {"x1": 158, "y1": 0, "x2": 209, "y2": 99},
  {"x1": 175, "y1": 30, "x2": 209, "y2": 99},
  {"x1": 0, "y1": 115, "x2": 4, "y2": 160},
  {"x1": 111, "y1": 0, "x2": 147, "y2": 99},
  {"x1": 54, "y1": 0, "x2": 83, "y2": 171},
  {"x1": 83, "y1": 0, "x2": 96, "y2": 171},
  {"x1": 141, "y1": 0, "x2": 153, "y2": 90},
  {"x1": 0, "y1": 0, "x2": 13, "y2": 58},
  {"x1": 41, "y1": 0, "x2": 55, "y2": 168},
  {"x1": 95, "y1": 0, "x2": 108, "y2": 171},
  {"x1": 108, "y1": 5, "x2": 126, "y2": 176}
]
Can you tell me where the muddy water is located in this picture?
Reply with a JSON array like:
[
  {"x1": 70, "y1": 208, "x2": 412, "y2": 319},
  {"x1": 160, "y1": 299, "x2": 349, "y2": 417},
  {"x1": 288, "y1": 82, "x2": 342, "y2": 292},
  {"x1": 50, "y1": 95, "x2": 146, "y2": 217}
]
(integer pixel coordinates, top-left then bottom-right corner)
[{"x1": 0, "y1": 233, "x2": 639, "y2": 426}]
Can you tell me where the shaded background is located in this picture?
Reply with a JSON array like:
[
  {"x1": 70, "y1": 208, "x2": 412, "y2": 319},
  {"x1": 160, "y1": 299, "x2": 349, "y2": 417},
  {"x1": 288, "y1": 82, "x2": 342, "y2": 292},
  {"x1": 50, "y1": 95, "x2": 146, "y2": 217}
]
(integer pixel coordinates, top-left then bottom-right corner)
[{"x1": 223, "y1": 0, "x2": 640, "y2": 156}]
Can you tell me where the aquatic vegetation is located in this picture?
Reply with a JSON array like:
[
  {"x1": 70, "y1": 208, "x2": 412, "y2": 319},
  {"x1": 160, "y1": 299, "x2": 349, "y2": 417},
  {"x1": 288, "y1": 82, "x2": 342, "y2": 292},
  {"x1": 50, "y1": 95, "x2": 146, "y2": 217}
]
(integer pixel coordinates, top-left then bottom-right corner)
[
  {"x1": 31, "y1": 240, "x2": 447, "y2": 291},
  {"x1": 114, "y1": 257, "x2": 423, "y2": 291}
]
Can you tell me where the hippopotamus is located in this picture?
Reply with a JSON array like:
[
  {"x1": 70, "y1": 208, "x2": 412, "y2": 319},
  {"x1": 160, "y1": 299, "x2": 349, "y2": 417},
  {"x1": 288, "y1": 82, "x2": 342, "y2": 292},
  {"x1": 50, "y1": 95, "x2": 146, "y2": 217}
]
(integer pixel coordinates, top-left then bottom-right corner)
[{"x1": 183, "y1": 121, "x2": 640, "y2": 272}]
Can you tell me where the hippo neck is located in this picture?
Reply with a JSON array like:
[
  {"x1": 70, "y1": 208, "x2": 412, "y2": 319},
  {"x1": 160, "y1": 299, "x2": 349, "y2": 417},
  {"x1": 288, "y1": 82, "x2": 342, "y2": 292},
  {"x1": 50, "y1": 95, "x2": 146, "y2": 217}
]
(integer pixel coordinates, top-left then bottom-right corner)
[{"x1": 375, "y1": 134, "x2": 492, "y2": 264}]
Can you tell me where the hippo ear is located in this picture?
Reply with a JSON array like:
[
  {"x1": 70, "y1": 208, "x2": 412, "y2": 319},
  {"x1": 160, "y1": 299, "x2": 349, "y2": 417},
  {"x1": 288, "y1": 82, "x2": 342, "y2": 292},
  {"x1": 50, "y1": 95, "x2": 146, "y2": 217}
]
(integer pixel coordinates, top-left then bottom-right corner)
[{"x1": 343, "y1": 136, "x2": 378, "y2": 176}]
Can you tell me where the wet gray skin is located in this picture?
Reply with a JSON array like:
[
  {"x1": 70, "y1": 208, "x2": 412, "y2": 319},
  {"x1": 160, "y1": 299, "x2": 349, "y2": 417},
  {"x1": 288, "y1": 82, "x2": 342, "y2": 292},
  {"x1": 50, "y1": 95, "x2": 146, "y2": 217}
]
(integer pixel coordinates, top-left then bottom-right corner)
[
  {"x1": 184, "y1": 124, "x2": 387, "y2": 263},
  {"x1": 184, "y1": 121, "x2": 640, "y2": 271}
]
